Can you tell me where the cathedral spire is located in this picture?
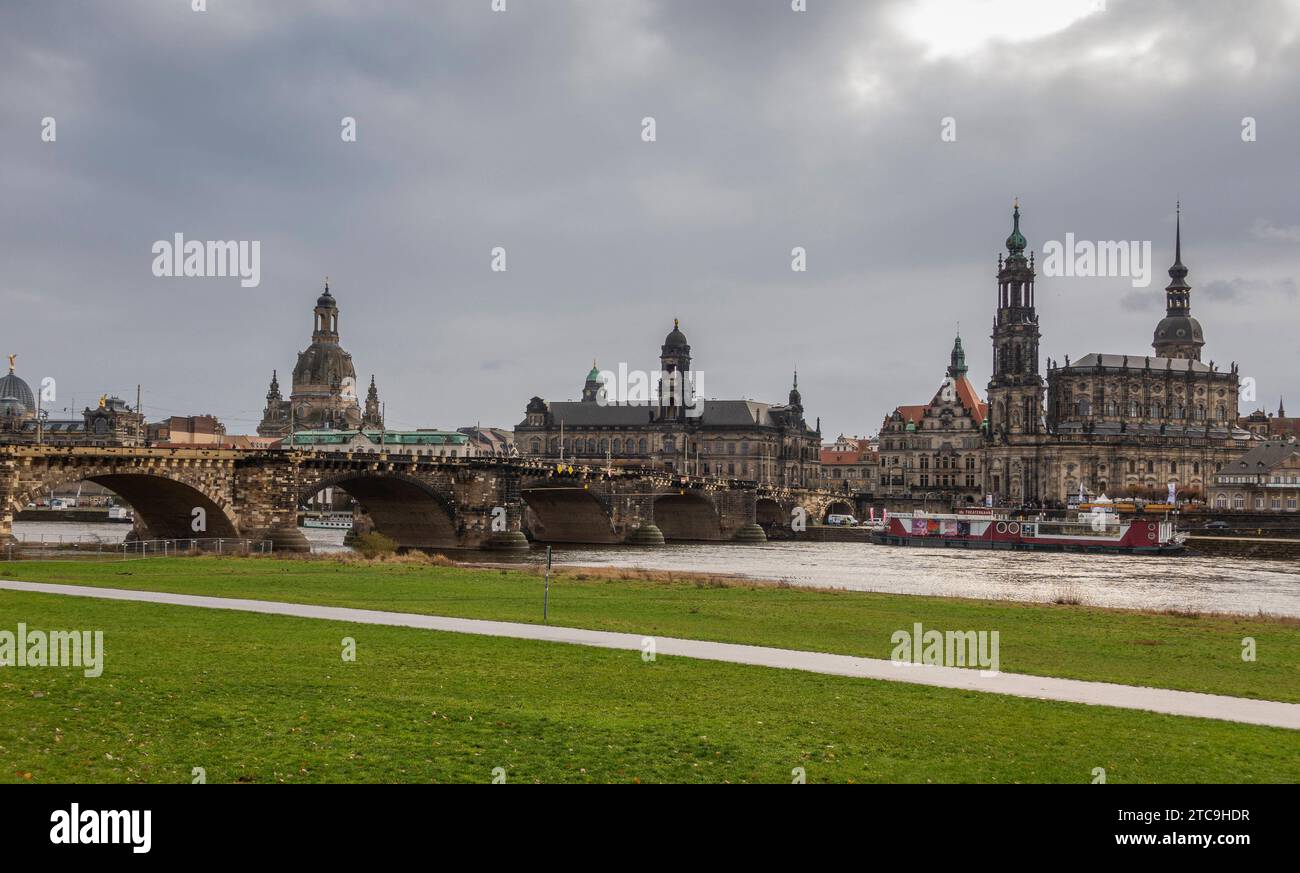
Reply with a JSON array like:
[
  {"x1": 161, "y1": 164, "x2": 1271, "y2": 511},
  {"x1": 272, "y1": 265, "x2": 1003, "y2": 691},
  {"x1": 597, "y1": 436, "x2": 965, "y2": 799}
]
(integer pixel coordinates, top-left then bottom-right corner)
[
  {"x1": 1166, "y1": 201, "x2": 1190, "y2": 302},
  {"x1": 1153, "y1": 202, "x2": 1204, "y2": 360}
]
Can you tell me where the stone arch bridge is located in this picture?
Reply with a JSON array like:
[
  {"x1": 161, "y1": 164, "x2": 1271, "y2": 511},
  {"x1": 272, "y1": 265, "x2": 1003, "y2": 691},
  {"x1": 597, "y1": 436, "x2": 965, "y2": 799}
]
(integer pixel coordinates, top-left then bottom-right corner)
[{"x1": 0, "y1": 446, "x2": 842, "y2": 551}]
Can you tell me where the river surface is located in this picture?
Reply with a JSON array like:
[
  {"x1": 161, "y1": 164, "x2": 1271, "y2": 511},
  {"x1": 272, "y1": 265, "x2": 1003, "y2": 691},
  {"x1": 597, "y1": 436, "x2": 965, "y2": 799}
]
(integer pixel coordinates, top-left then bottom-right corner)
[{"x1": 11, "y1": 521, "x2": 1300, "y2": 617}]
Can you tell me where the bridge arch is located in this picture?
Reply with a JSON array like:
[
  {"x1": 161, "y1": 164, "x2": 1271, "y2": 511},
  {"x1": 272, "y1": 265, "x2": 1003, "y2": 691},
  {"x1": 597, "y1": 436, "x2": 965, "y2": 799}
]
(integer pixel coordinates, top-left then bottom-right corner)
[
  {"x1": 756, "y1": 497, "x2": 786, "y2": 530},
  {"x1": 12, "y1": 469, "x2": 240, "y2": 540},
  {"x1": 653, "y1": 492, "x2": 722, "y2": 541},
  {"x1": 823, "y1": 500, "x2": 854, "y2": 522},
  {"x1": 305, "y1": 471, "x2": 460, "y2": 549},
  {"x1": 521, "y1": 485, "x2": 618, "y2": 544}
]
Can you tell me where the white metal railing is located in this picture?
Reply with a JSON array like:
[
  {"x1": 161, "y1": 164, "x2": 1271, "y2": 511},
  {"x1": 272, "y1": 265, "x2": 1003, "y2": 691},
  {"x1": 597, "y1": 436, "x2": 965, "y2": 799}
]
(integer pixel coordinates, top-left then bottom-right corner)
[{"x1": 2, "y1": 537, "x2": 274, "y2": 562}]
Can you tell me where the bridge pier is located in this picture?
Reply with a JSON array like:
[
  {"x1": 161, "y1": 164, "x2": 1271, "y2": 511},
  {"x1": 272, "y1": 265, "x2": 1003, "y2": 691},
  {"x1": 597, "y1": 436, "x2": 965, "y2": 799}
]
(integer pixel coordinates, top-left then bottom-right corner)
[
  {"x1": 236, "y1": 455, "x2": 311, "y2": 552},
  {"x1": 0, "y1": 455, "x2": 15, "y2": 545}
]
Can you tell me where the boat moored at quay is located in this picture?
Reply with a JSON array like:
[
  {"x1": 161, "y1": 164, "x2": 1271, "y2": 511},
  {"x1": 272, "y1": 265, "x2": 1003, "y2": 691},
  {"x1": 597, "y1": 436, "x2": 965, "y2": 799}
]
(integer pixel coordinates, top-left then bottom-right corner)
[{"x1": 873, "y1": 507, "x2": 1186, "y2": 555}]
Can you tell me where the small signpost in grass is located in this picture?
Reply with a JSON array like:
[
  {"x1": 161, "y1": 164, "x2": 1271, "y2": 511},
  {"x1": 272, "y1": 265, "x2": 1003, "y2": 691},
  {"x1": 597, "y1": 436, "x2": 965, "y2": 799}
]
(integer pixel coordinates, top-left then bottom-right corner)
[{"x1": 544, "y1": 545, "x2": 551, "y2": 623}]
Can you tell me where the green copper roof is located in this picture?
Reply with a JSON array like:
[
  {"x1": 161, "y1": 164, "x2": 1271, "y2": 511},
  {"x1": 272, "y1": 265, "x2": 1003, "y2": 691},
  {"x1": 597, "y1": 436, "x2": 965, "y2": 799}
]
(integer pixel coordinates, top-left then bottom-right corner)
[
  {"x1": 948, "y1": 333, "x2": 968, "y2": 377},
  {"x1": 1005, "y1": 201, "x2": 1027, "y2": 256}
]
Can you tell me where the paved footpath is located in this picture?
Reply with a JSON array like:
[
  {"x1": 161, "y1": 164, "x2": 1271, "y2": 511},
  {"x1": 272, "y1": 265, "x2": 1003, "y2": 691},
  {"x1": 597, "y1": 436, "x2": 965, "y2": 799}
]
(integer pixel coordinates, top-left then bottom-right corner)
[{"x1": 3, "y1": 579, "x2": 1299, "y2": 730}]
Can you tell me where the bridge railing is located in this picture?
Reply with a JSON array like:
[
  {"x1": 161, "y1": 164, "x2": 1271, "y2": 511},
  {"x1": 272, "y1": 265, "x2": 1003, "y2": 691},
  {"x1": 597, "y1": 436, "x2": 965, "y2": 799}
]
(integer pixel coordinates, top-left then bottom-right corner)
[{"x1": 2, "y1": 537, "x2": 275, "y2": 563}]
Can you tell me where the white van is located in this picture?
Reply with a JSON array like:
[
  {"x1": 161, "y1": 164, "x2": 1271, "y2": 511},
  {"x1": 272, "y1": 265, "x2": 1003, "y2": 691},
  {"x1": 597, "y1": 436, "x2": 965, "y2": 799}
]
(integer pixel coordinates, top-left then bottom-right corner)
[{"x1": 826, "y1": 514, "x2": 859, "y2": 527}]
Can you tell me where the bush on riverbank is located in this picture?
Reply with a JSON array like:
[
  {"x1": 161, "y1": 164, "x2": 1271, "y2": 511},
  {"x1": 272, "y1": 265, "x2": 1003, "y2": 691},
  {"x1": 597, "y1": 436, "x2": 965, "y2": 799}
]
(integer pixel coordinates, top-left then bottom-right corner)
[{"x1": 352, "y1": 532, "x2": 398, "y2": 559}]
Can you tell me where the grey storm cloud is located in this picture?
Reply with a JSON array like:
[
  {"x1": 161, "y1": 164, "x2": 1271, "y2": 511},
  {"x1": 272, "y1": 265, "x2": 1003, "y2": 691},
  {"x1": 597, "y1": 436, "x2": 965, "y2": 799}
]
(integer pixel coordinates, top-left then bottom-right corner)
[{"x1": 2, "y1": 0, "x2": 1299, "y2": 435}]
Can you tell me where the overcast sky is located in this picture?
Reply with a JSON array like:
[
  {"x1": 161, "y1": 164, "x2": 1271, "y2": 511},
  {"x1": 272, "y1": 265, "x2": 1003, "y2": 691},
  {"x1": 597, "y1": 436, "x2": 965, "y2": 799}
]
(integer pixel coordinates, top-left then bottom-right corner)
[{"x1": 2, "y1": 0, "x2": 1298, "y2": 439}]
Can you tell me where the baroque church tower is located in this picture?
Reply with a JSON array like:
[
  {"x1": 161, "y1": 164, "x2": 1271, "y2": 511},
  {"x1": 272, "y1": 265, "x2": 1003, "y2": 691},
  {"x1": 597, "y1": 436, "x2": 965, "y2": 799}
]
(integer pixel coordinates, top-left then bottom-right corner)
[
  {"x1": 362, "y1": 375, "x2": 384, "y2": 429},
  {"x1": 257, "y1": 280, "x2": 364, "y2": 438},
  {"x1": 987, "y1": 201, "x2": 1044, "y2": 439},
  {"x1": 1151, "y1": 203, "x2": 1205, "y2": 361}
]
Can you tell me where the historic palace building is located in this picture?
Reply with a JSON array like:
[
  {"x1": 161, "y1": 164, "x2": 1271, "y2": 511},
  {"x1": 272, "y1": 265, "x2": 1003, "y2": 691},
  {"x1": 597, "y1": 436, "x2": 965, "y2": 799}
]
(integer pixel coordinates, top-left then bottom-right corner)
[
  {"x1": 878, "y1": 334, "x2": 988, "y2": 504},
  {"x1": 984, "y1": 203, "x2": 1251, "y2": 505},
  {"x1": 258, "y1": 281, "x2": 385, "y2": 438},
  {"x1": 516, "y1": 321, "x2": 823, "y2": 487},
  {"x1": 1, "y1": 355, "x2": 146, "y2": 446}
]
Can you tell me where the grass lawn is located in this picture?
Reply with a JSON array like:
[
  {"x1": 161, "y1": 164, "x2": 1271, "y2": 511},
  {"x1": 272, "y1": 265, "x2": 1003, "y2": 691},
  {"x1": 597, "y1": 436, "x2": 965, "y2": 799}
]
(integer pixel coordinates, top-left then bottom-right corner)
[
  {"x1": 3, "y1": 556, "x2": 1299, "y2": 703},
  {"x1": 2, "y1": 589, "x2": 1298, "y2": 783}
]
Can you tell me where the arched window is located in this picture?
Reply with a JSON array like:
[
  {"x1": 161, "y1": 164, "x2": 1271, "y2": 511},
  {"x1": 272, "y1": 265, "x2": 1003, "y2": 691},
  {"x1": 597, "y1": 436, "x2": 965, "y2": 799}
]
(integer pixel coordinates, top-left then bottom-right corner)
[
  {"x1": 612, "y1": 438, "x2": 622, "y2": 454},
  {"x1": 530, "y1": 439, "x2": 541, "y2": 454},
  {"x1": 664, "y1": 436, "x2": 676, "y2": 453},
  {"x1": 1128, "y1": 401, "x2": 1139, "y2": 418},
  {"x1": 639, "y1": 438, "x2": 648, "y2": 453}
]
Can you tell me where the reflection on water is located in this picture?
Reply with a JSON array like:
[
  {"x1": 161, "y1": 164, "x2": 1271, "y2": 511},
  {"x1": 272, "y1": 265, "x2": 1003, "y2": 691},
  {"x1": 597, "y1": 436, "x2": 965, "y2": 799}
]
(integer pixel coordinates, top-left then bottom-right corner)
[
  {"x1": 11, "y1": 521, "x2": 132, "y2": 545},
  {"x1": 13, "y1": 522, "x2": 1300, "y2": 617}
]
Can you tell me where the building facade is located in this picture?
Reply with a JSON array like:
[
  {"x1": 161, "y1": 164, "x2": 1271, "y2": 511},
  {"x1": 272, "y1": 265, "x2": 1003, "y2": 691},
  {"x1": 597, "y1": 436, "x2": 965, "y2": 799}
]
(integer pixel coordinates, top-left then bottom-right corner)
[
  {"x1": 1209, "y1": 438, "x2": 1300, "y2": 512},
  {"x1": 817, "y1": 434, "x2": 878, "y2": 495},
  {"x1": 878, "y1": 335, "x2": 987, "y2": 503},
  {"x1": 516, "y1": 321, "x2": 822, "y2": 487},
  {"x1": 258, "y1": 282, "x2": 384, "y2": 438},
  {"x1": 148, "y1": 414, "x2": 227, "y2": 446}
]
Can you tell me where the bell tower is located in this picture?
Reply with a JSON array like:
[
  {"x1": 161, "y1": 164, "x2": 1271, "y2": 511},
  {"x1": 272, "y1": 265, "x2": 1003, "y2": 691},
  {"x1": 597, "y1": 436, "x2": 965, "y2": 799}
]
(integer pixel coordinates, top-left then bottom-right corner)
[{"x1": 987, "y1": 200, "x2": 1044, "y2": 439}]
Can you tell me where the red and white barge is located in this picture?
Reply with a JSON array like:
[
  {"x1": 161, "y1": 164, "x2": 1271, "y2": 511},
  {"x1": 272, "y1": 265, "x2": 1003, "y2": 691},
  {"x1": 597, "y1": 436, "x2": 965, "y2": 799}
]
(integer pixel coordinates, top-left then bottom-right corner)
[{"x1": 873, "y1": 507, "x2": 1186, "y2": 555}]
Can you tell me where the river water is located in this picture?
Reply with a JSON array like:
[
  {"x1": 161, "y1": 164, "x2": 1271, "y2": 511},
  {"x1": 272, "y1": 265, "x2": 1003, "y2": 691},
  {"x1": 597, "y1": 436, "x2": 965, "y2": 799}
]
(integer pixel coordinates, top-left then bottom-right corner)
[{"x1": 11, "y1": 521, "x2": 1300, "y2": 618}]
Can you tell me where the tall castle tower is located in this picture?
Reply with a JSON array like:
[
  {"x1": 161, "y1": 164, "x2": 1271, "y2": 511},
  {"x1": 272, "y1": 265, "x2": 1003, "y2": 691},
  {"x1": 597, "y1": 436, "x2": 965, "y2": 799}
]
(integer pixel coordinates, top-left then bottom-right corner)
[
  {"x1": 657, "y1": 319, "x2": 693, "y2": 420},
  {"x1": 987, "y1": 201, "x2": 1044, "y2": 439}
]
